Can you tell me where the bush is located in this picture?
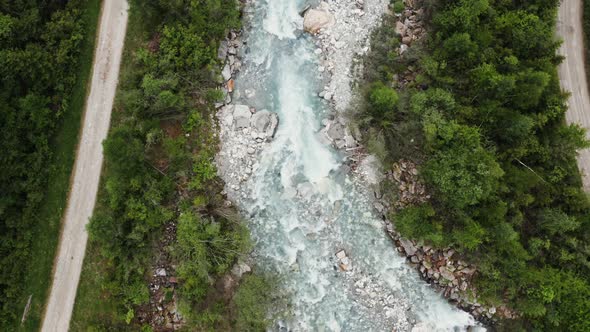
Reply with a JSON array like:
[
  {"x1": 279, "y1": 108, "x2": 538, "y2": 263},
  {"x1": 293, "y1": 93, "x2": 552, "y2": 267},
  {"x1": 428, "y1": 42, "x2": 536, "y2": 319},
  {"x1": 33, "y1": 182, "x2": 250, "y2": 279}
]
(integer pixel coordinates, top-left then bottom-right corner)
[
  {"x1": 392, "y1": 0, "x2": 405, "y2": 14},
  {"x1": 368, "y1": 81, "x2": 399, "y2": 118},
  {"x1": 394, "y1": 204, "x2": 445, "y2": 246},
  {"x1": 232, "y1": 275, "x2": 275, "y2": 331}
]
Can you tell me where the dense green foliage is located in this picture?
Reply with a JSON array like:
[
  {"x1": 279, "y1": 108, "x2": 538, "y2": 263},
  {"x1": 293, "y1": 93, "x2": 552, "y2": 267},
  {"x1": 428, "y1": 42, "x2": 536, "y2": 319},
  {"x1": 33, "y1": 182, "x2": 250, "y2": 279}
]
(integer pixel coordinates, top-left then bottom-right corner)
[
  {"x1": 74, "y1": 1, "x2": 272, "y2": 330},
  {"x1": 232, "y1": 274, "x2": 276, "y2": 331},
  {"x1": 0, "y1": 0, "x2": 98, "y2": 326},
  {"x1": 174, "y1": 211, "x2": 250, "y2": 303},
  {"x1": 362, "y1": 0, "x2": 590, "y2": 329}
]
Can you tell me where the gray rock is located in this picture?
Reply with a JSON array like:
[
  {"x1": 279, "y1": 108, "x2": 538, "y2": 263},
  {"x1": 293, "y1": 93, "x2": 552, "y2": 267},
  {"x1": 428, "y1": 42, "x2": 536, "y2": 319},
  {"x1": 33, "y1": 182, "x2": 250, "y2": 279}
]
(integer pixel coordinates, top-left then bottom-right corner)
[
  {"x1": 268, "y1": 112, "x2": 279, "y2": 138},
  {"x1": 222, "y1": 63, "x2": 232, "y2": 81},
  {"x1": 250, "y1": 110, "x2": 279, "y2": 138},
  {"x1": 395, "y1": 21, "x2": 406, "y2": 36},
  {"x1": 399, "y1": 238, "x2": 417, "y2": 256},
  {"x1": 218, "y1": 41, "x2": 228, "y2": 60},
  {"x1": 400, "y1": 44, "x2": 409, "y2": 54},
  {"x1": 444, "y1": 249, "x2": 455, "y2": 258},
  {"x1": 233, "y1": 105, "x2": 252, "y2": 128},
  {"x1": 373, "y1": 201, "x2": 384, "y2": 213},
  {"x1": 344, "y1": 135, "x2": 357, "y2": 148},
  {"x1": 231, "y1": 262, "x2": 251, "y2": 278},
  {"x1": 460, "y1": 280, "x2": 468, "y2": 291},
  {"x1": 439, "y1": 266, "x2": 455, "y2": 281},
  {"x1": 250, "y1": 110, "x2": 272, "y2": 133},
  {"x1": 299, "y1": 4, "x2": 311, "y2": 17},
  {"x1": 327, "y1": 122, "x2": 345, "y2": 141},
  {"x1": 155, "y1": 268, "x2": 167, "y2": 277}
]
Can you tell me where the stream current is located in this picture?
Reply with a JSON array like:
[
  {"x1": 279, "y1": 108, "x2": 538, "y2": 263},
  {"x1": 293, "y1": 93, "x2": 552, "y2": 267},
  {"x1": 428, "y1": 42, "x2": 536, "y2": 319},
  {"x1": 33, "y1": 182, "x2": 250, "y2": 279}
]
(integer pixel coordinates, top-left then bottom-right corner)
[{"x1": 223, "y1": 0, "x2": 479, "y2": 330}]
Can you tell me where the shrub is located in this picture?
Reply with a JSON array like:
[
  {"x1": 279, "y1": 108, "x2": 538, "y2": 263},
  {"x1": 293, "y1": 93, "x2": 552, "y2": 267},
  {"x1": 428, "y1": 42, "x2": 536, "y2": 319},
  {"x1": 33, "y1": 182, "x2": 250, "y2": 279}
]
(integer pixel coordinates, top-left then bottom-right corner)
[{"x1": 368, "y1": 81, "x2": 399, "y2": 118}]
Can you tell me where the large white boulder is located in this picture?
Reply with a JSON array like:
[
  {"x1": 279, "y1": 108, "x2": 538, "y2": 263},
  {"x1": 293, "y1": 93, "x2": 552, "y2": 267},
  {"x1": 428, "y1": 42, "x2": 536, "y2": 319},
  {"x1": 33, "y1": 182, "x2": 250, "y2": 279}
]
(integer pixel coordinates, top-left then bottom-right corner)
[
  {"x1": 233, "y1": 105, "x2": 252, "y2": 128},
  {"x1": 303, "y1": 9, "x2": 335, "y2": 34}
]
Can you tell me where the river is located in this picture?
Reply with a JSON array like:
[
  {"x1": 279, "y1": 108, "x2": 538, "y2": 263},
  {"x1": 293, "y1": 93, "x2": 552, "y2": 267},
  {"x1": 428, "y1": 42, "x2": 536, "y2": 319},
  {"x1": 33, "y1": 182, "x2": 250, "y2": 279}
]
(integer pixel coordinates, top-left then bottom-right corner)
[{"x1": 219, "y1": 0, "x2": 478, "y2": 330}]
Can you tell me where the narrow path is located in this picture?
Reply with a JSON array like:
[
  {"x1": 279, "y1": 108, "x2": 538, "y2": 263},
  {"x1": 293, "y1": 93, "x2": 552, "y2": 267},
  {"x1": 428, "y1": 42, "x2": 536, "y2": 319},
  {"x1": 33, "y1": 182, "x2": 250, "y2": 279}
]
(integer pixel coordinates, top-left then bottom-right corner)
[
  {"x1": 557, "y1": 0, "x2": 590, "y2": 191},
  {"x1": 40, "y1": 1, "x2": 128, "y2": 331}
]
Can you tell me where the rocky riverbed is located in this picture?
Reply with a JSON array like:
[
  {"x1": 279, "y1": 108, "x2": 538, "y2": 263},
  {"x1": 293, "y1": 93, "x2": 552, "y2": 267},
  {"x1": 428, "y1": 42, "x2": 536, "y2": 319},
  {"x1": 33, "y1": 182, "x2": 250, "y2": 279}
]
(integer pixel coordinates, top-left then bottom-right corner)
[{"x1": 214, "y1": 0, "x2": 482, "y2": 330}]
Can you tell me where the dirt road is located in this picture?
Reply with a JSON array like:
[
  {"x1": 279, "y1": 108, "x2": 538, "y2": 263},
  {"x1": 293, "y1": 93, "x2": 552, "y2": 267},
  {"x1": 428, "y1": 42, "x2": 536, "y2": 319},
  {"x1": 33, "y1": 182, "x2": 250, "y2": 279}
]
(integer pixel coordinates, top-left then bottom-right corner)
[
  {"x1": 557, "y1": 0, "x2": 590, "y2": 191},
  {"x1": 40, "y1": 1, "x2": 128, "y2": 331}
]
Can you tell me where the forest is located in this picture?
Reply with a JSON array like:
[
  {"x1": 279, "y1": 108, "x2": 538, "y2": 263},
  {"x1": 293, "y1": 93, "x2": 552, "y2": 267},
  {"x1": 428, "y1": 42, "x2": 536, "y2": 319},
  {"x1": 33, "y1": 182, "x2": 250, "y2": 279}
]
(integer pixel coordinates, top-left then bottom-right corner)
[
  {"x1": 71, "y1": 0, "x2": 274, "y2": 330},
  {"x1": 0, "y1": 0, "x2": 99, "y2": 327},
  {"x1": 362, "y1": 0, "x2": 590, "y2": 329}
]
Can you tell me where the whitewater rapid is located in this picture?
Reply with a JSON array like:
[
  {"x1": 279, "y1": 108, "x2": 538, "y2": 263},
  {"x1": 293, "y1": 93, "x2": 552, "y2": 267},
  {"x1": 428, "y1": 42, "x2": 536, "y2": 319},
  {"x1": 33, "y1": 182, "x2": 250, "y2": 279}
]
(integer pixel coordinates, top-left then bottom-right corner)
[{"x1": 218, "y1": 0, "x2": 479, "y2": 330}]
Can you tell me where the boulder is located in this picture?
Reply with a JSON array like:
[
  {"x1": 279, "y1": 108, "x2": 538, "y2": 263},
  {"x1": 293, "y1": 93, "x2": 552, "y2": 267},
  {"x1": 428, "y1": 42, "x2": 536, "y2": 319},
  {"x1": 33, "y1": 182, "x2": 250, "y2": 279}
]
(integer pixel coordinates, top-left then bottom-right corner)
[
  {"x1": 444, "y1": 249, "x2": 455, "y2": 258},
  {"x1": 344, "y1": 135, "x2": 357, "y2": 148},
  {"x1": 250, "y1": 110, "x2": 272, "y2": 133},
  {"x1": 231, "y1": 262, "x2": 251, "y2": 278},
  {"x1": 399, "y1": 238, "x2": 417, "y2": 256},
  {"x1": 222, "y1": 63, "x2": 232, "y2": 81},
  {"x1": 303, "y1": 9, "x2": 335, "y2": 34},
  {"x1": 233, "y1": 105, "x2": 251, "y2": 128},
  {"x1": 217, "y1": 40, "x2": 228, "y2": 60},
  {"x1": 395, "y1": 21, "x2": 406, "y2": 36},
  {"x1": 250, "y1": 110, "x2": 280, "y2": 138},
  {"x1": 299, "y1": 4, "x2": 311, "y2": 17},
  {"x1": 400, "y1": 44, "x2": 409, "y2": 54},
  {"x1": 268, "y1": 112, "x2": 279, "y2": 138},
  {"x1": 327, "y1": 122, "x2": 345, "y2": 141},
  {"x1": 439, "y1": 266, "x2": 455, "y2": 281}
]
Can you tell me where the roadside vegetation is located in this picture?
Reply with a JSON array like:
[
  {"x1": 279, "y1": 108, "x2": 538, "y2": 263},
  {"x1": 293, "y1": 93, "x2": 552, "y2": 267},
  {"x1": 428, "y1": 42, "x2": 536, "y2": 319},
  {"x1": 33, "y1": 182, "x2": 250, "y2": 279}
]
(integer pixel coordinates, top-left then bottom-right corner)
[
  {"x1": 0, "y1": 1, "x2": 101, "y2": 329},
  {"x1": 361, "y1": 0, "x2": 590, "y2": 329},
  {"x1": 71, "y1": 1, "x2": 275, "y2": 330}
]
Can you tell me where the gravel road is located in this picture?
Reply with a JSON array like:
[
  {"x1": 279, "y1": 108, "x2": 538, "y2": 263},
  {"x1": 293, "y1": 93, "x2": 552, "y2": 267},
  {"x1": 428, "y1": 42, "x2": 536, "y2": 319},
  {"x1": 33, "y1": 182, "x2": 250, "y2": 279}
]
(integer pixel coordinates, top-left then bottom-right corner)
[
  {"x1": 40, "y1": 1, "x2": 128, "y2": 331},
  {"x1": 557, "y1": 0, "x2": 590, "y2": 191}
]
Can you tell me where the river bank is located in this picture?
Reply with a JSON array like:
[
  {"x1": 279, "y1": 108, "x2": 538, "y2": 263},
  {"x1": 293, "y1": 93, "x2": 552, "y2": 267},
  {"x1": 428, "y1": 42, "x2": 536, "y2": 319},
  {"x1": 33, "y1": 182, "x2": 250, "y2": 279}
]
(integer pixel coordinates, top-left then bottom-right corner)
[{"x1": 302, "y1": 0, "x2": 514, "y2": 325}]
